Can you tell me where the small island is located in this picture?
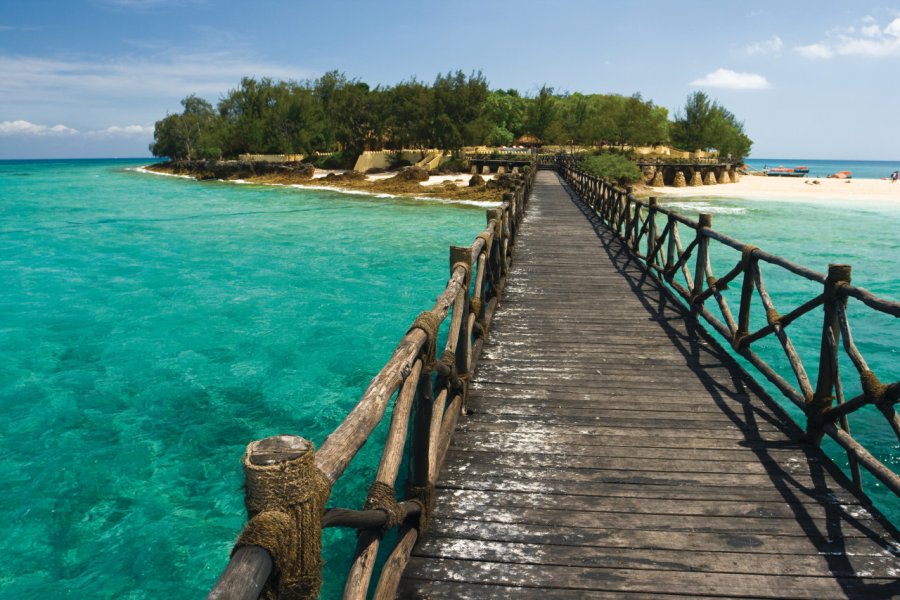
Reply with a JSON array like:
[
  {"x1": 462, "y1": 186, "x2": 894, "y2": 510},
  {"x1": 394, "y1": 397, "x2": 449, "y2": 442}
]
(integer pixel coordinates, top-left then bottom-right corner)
[{"x1": 147, "y1": 71, "x2": 752, "y2": 200}]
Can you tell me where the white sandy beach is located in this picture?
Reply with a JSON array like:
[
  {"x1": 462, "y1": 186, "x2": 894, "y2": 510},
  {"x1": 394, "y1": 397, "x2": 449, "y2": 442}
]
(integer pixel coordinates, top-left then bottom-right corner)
[{"x1": 653, "y1": 175, "x2": 900, "y2": 206}]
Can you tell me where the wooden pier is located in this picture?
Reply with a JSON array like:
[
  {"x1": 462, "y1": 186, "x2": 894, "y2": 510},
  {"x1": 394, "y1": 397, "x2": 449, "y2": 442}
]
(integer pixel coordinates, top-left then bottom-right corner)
[
  {"x1": 208, "y1": 164, "x2": 899, "y2": 600},
  {"x1": 397, "y1": 171, "x2": 899, "y2": 598}
]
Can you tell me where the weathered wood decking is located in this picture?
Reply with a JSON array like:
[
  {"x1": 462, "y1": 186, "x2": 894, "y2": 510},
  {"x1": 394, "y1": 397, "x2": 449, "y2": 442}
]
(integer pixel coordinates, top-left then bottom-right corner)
[{"x1": 398, "y1": 171, "x2": 899, "y2": 599}]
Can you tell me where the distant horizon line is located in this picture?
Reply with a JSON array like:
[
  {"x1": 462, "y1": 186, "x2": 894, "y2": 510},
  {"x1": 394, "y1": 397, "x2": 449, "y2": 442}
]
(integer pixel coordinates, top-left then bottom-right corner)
[{"x1": 1, "y1": 155, "x2": 899, "y2": 163}]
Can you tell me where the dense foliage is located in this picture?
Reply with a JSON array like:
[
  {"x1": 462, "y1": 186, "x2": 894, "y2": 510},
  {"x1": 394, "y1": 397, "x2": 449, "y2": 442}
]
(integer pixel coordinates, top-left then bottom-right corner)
[
  {"x1": 580, "y1": 154, "x2": 643, "y2": 183},
  {"x1": 150, "y1": 72, "x2": 752, "y2": 162},
  {"x1": 671, "y1": 91, "x2": 752, "y2": 160}
]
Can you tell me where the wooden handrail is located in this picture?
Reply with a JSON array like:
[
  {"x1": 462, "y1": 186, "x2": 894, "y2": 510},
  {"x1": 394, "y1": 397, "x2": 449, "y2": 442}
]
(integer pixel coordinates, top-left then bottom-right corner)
[
  {"x1": 556, "y1": 157, "x2": 900, "y2": 500},
  {"x1": 207, "y1": 167, "x2": 536, "y2": 599}
]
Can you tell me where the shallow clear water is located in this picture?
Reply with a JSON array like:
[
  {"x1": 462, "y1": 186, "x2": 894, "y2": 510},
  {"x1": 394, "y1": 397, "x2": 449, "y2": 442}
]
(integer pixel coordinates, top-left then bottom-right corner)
[
  {"x1": 1, "y1": 162, "x2": 897, "y2": 598},
  {"x1": 659, "y1": 195, "x2": 900, "y2": 524},
  {"x1": 0, "y1": 159, "x2": 487, "y2": 597}
]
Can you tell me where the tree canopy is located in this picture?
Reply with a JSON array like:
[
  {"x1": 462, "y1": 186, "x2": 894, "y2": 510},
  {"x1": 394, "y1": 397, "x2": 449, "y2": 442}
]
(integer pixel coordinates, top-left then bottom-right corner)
[
  {"x1": 150, "y1": 74, "x2": 751, "y2": 162},
  {"x1": 671, "y1": 91, "x2": 752, "y2": 160}
]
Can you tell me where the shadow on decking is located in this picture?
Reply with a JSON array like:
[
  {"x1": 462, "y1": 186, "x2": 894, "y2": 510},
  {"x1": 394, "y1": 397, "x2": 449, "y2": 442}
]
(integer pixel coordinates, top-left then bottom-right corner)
[{"x1": 559, "y1": 174, "x2": 900, "y2": 600}]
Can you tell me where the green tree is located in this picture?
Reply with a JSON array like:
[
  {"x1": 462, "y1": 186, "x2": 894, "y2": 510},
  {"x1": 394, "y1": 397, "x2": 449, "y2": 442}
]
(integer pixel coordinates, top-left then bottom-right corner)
[
  {"x1": 385, "y1": 78, "x2": 432, "y2": 150},
  {"x1": 482, "y1": 89, "x2": 526, "y2": 137},
  {"x1": 524, "y1": 85, "x2": 557, "y2": 141},
  {"x1": 149, "y1": 94, "x2": 220, "y2": 159},
  {"x1": 429, "y1": 70, "x2": 489, "y2": 151},
  {"x1": 671, "y1": 91, "x2": 751, "y2": 159}
]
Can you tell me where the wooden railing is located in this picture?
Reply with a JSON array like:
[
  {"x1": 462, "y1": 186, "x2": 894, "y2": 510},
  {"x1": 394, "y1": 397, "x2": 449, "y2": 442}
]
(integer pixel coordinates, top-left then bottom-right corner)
[
  {"x1": 207, "y1": 168, "x2": 536, "y2": 600},
  {"x1": 557, "y1": 158, "x2": 900, "y2": 498},
  {"x1": 635, "y1": 156, "x2": 733, "y2": 166}
]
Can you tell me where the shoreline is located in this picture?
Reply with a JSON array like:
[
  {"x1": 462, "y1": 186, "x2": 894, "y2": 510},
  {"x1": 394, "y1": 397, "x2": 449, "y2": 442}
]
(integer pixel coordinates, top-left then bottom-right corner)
[
  {"x1": 133, "y1": 165, "x2": 507, "y2": 208},
  {"x1": 652, "y1": 175, "x2": 900, "y2": 207}
]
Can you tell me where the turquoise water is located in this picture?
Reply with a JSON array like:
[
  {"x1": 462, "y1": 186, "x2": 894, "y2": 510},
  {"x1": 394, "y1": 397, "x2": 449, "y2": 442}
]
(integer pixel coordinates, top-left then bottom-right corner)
[
  {"x1": 660, "y1": 195, "x2": 899, "y2": 525},
  {"x1": 0, "y1": 159, "x2": 487, "y2": 597},
  {"x1": 744, "y1": 157, "x2": 900, "y2": 180}
]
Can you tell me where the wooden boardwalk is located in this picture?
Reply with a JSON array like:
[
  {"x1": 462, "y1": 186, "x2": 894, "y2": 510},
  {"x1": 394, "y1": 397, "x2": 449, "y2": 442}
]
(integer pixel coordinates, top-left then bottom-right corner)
[{"x1": 398, "y1": 171, "x2": 900, "y2": 599}]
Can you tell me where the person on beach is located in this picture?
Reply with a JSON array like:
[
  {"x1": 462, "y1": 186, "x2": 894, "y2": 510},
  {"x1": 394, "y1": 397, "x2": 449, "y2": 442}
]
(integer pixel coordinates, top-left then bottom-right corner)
[{"x1": 891, "y1": 170, "x2": 898, "y2": 183}]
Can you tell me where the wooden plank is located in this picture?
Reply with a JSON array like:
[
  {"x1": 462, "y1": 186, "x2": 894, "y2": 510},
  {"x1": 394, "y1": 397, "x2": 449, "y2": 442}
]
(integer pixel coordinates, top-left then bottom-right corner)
[
  {"x1": 434, "y1": 475, "x2": 863, "y2": 505},
  {"x1": 411, "y1": 536, "x2": 899, "y2": 578},
  {"x1": 430, "y1": 488, "x2": 873, "y2": 522},
  {"x1": 424, "y1": 518, "x2": 900, "y2": 559},
  {"x1": 402, "y1": 557, "x2": 899, "y2": 599}
]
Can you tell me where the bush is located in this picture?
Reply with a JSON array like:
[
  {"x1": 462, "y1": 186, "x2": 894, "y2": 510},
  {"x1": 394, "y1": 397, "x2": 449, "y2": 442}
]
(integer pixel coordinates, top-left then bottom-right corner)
[
  {"x1": 314, "y1": 151, "x2": 357, "y2": 170},
  {"x1": 438, "y1": 157, "x2": 467, "y2": 173},
  {"x1": 580, "y1": 154, "x2": 641, "y2": 183}
]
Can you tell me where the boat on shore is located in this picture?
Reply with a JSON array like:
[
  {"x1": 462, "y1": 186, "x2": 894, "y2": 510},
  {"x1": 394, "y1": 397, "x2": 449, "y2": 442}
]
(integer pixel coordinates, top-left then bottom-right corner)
[
  {"x1": 828, "y1": 170, "x2": 852, "y2": 179},
  {"x1": 765, "y1": 165, "x2": 809, "y2": 177}
]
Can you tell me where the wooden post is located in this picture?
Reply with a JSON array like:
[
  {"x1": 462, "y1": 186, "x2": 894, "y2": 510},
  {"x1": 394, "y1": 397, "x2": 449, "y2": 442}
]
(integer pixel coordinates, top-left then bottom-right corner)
[
  {"x1": 691, "y1": 213, "x2": 712, "y2": 312},
  {"x1": 209, "y1": 435, "x2": 321, "y2": 600},
  {"x1": 623, "y1": 196, "x2": 634, "y2": 245},
  {"x1": 450, "y1": 246, "x2": 473, "y2": 409},
  {"x1": 647, "y1": 197, "x2": 658, "y2": 260},
  {"x1": 665, "y1": 216, "x2": 676, "y2": 274},
  {"x1": 808, "y1": 264, "x2": 852, "y2": 446}
]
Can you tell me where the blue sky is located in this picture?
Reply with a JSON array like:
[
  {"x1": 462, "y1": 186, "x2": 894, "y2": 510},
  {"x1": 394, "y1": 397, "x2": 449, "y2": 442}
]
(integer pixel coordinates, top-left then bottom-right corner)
[{"x1": 1, "y1": 0, "x2": 899, "y2": 159}]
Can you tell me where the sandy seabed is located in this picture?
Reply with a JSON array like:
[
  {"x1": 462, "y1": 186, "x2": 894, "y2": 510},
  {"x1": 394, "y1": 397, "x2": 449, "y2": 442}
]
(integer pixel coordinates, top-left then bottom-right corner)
[{"x1": 653, "y1": 176, "x2": 900, "y2": 207}]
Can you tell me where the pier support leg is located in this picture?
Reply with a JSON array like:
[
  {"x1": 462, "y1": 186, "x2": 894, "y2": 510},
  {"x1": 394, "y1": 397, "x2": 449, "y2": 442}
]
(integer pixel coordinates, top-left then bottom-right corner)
[
  {"x1": 672, "y1": 171, "x2": 687, "y2": 187},
  {"x1": 690, "y1": 170, "x2": 703, "y2": 186},
  {"x1": 651, "y1": 169, "x2": 664, "y2": 187},
  {"x1": 704, "y1": 170, "x2": 717, "y2": 185},
  {"x1": 482, "y1": 165, "x2": 491, "y2": 175},
  {"x1": 719, "y1": 169, "x2": 732, "y2": 184}
]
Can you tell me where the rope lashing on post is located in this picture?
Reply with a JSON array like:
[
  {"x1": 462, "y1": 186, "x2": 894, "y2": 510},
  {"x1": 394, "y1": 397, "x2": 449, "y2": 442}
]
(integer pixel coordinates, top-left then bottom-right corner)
[
  {"x1": 706, "y1": 275, "x2": 728, "y2": 292},
  {"x1": 470, "y1": 296, "x2": 483, "y2": 317},
  {"x1": 235, "y1": 447, "x2": 330, "y2": 600},
  {"x1": 408, "y1": 311, "x2": 441, "y2": 370},
  {"x1": 451, "y1": 260, "x2": 471, "y2": 283},
  {"x1": 731, "y1": 332, "x2": 749, "y2": 351},
  {"x1": 766, "y1": 308, "x2": 782, "y2": 327},
  {"x1": 741, "y1": 244, "x2": 758, "y2": 268},
  {"x1": 437, "y1": 349, "x2": 458, "y2": 382},
  {"x1": 477, "y1": 231, "x2": 493, "y2": 252},
  {"x1": 406, "y1": 483, "x2": 435, "y2": 533},
  {"x1": 363, "y1": 481, "x2": 404, "y2": 534},
  {"x1": 860, "y1": 370, "x2": 890, "y2": 409}
]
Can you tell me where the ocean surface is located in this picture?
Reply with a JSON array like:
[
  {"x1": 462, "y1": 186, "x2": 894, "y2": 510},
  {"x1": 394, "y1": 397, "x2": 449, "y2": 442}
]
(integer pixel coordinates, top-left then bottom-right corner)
[
  {"x1": 1, "y1": 159, "x2": 898, "y2": 597},
  {"x1": 744, "y1": 157, "x2": 900, "y2": 179},
  {"x1": 0, "y1": 159, "x2": 487, "y2": 598}
]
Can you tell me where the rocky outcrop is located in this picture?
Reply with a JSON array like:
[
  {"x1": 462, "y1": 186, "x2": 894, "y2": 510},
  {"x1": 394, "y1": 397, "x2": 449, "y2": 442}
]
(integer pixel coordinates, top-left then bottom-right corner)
[
  {"x1": 159, "y1": 160, "x2": 315, "y2": 181},
  {"x1": 389, "y1": 166, "x2": 430, "y2": 182}
]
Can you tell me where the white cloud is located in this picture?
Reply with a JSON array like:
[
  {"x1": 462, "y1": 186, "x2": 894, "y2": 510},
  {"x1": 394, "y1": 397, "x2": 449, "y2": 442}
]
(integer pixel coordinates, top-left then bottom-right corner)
[
  {"x1": 690, "y1": 68, "x2": 770, "y2": 90},
  {"x1": 796, "y1": 16, "x2": 900, "y2": 59},
  {"x1": 0, "y1": 51, "x2": 305, "y2": 105},
  {"x1": 796, "y1": 43, "x2": 835, "y2": 59},
  {"x1": 0, "y1": 120, "x2": 154, "y2": 138},
  {"x1": 861, "y1": 24, "x2": 881, "y2": 37},
  {"x1": 86, "y1": 124, "x2": 154, "y2": 138},
  {"x1": 0, "y1": 120, "x2": 79, "y2": 136},
  {"x1": 744, "y1": 36, "x2": 783, "y2": 55}
]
